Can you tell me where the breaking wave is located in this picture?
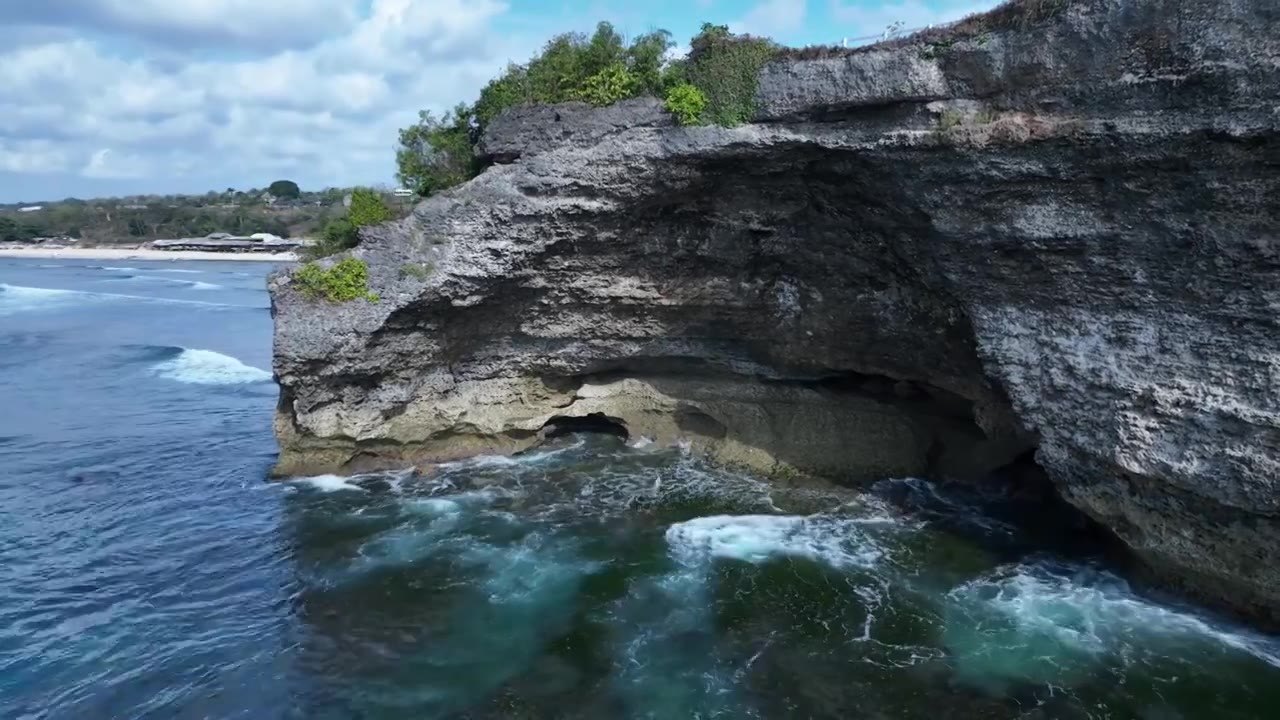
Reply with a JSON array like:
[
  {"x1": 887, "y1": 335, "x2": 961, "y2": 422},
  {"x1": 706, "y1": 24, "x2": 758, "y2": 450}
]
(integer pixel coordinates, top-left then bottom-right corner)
[
  {"x1": 0, "y1": 283, "x2": 239, "y2": 314},
  {"x1": 666, "y1": 513, "x2": 889, "y2": 569},
  {"x1": 291, "y1": 474, "x2": 370, "y2": 493},
  {"x1": 101, "y1": 274, "x2": 222, "y2": 290},
  {"x1": 943, "y1": 559, "x2": 1280, "y2": 693},
  {"x1": 148, "y1": 347, "x2": 272, "y2": 385},
  {"x1": 0, "y1": 284, "x2": 98, "y2": 316}
]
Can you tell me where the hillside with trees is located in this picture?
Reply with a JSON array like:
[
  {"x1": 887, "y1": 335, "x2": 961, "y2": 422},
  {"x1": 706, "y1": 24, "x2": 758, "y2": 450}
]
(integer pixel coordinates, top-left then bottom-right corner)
[{"x1": 0, "y1": 185, "x2": 412, "y2": 246}]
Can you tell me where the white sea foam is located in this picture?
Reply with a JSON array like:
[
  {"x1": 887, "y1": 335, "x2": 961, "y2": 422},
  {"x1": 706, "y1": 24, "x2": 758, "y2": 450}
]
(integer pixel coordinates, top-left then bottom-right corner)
[
  {"x1": 0, "y1": 282, "x2": 237, "y2": 314},
  {"x1": 436, "y1": 439, "x2": 587, "y2": 471},
  {"x1": 944, "y1": 561, "x2": 1280, "y2": 691},
  {"x1": 291, "y1": 474, "x2": 369, "y2": 492},
  {"x1": 98, "y1": 265, "x2": 139, "y2": 271},
  {"x1": 0, "y1": 284, "x2": 104, "y2": 316},
  {"x1": 405, "y1": 497, "x2": 464, "y2": 516},
  {"x1": 665, "y1": 514, "x2": 886, "y2": 569},
  {"x1": 150, "y1": 348, "x2": 272, "y2": 385},
  {"x1": 105, "y1": 274, "x2": 223, "y2": 290},
  {"x1": 448, "y1": 454, "x2": 520, "y2": 469},
  {"x1": 155, "y1": 268, "x2": 203, "y2": 274}
]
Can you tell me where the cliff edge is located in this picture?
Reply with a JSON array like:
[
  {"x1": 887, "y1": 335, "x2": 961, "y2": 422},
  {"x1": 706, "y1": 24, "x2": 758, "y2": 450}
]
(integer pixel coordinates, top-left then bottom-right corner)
[{"x1": 270, "y1": 0, "x2": 1280, "y2": 621}]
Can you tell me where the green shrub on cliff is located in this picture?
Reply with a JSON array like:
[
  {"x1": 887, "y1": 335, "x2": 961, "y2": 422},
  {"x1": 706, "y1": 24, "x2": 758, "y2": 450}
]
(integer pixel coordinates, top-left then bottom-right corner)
[
  {"x1": 664, "y1": 83, "x2": 708, "y2": 126},
  {"x1": 293, "y1": 258, "x2": 378, "y2": 303},
  {"x1": 470, "y1": 22, "x2": 667, "y2": 128},
  {"x1": 679, "y1": 23, "x2": 779, "y2": 127},
  {"x1": 304, "y1": 188, "x2": 392, "y2": 260},
  {"x1": 575, "y1": 62, "x2": 640, "y2": 107},
  {"x1": 305, "y1": 217, "x2": 358, "y2": 259},
  {"x1": 349, "y1": 188, "x2": 391, "y2": 227}
]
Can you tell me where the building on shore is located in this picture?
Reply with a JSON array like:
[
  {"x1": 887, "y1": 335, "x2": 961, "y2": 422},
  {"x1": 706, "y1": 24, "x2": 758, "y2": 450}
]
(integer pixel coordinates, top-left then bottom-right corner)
[{"x1": 149, "y1": 233, "x2": 306, "y2": 253}]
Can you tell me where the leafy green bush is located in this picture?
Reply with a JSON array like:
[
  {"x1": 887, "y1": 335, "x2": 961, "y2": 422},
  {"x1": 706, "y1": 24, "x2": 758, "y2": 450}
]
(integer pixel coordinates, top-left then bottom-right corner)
[
  {"x1": 575, "y1": 62, "x2": 639, "y2": 107},
  {"x1": 681, "y1": 23, "x2": 778, "y2": 127},
  {"x1": 293, "y1": 258, "x2": 378, "y2": 303},
  {"x1": 303, "y1": 189, "x2": 391, "y2": 260},
  {"x1": 664, "y1": 83, "x2": 707, "y2": 126},
  {"x1": 303, "y1": 217, "x2": 358, "y2": 260},
  {"x1": 348, "y1": 188, "x2": 391, "y2": 227}
]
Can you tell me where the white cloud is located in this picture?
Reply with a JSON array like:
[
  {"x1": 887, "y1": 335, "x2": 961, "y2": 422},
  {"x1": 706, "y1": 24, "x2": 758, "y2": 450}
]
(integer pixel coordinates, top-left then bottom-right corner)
[
  {"x1": 732, "y1": 0, "x2": 809, "y2": 36},
  {"x1": 0, "y1": 0, "x2": 361, "y2": 50},
  {"x1": 0, "y1": 141, "x2": 73, "y2": 174},
  {"x1": 0, "y1": 0, "x2": 525, "y2": 199},
  {"x1": 82, "y1": 149, "x2": 152, "y2": 180},
  {"x1": 97, "y1": 0, "x2": 359, "y2": 45}
]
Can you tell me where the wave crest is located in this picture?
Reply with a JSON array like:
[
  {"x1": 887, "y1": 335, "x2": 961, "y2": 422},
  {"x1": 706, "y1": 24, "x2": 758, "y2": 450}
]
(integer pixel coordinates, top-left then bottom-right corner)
[
  {"x1": 0, "y1": 284, "x2": 97, "y2": 316},
  {"x1": 102, "y1": 274, "x2": 223, "y2": 290},
  {"x1": 149, "y1": 348, "x2": 272, "y2": 385},
  {"x1": 666, "y1": 513, "x2": 889, "y2": 569},
  {"x1": 0, "y1": 283, "x2": 239, "y2": 313}
]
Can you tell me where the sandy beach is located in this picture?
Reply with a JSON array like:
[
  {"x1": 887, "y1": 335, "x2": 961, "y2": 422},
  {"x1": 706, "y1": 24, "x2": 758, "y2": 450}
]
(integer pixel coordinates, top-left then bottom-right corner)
[{"x1": 0, "y1": 246, "x2": 297, "y2": 263}]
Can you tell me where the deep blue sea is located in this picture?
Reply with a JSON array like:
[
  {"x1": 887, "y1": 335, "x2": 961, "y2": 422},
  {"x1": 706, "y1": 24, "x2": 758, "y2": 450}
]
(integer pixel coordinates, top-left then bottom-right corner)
[{"x1": 3, "y1": 257, "x2": 1280, "y2": 719}]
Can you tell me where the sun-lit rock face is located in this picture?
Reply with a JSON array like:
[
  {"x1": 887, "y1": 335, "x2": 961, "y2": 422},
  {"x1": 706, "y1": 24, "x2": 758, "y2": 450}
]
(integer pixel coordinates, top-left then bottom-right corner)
[{"x1": 270, "y1": 0, "x2": 1280, "y2": 621}]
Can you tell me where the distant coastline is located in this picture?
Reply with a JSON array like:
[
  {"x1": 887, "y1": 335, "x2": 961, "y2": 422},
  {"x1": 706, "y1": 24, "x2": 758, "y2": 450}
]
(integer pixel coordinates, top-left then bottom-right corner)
[{"x1": 0, "y1": 246, "x2": 296, "y2": 263}]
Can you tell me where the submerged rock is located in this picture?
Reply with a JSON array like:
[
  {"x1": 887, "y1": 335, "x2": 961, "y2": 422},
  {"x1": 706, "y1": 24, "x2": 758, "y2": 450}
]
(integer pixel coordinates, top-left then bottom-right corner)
[{"x1": 270, "y1": 0, "x2": 1280, "y2": 621}]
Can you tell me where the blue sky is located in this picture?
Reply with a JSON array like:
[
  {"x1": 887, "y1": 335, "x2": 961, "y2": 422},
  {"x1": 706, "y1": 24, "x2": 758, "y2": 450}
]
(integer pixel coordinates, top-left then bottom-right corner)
[{"x1": 0, "y1": 0, "x2": 995, "y2": 203}]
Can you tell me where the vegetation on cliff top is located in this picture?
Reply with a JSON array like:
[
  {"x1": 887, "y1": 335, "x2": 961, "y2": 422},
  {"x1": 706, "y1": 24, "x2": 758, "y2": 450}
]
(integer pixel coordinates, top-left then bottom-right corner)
[
  {"x1": 395, "y1": 22, "x2": 778, "y2": 199},
  {"x1": 293, "y1": 257, "x2": 379, "y2": 303},
  {"x1": 392, "y1": 0, "x2": 1074, "y2": 201},
  {"x1": 304, "y1": 188, "x2": 392, "y2": 260}
]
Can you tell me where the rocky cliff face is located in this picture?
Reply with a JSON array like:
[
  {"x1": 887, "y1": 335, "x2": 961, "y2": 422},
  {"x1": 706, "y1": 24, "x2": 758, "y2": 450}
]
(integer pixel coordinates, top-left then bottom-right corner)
[{"x1": 270, "y1": 0, "x2": 1280, "y2": 621}]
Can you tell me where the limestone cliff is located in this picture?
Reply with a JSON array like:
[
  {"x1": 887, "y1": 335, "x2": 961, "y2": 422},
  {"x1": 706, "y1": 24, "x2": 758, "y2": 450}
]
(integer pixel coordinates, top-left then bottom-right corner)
[{"x1": 270, "y1": 0, "x2": 1280, "y2": 621}]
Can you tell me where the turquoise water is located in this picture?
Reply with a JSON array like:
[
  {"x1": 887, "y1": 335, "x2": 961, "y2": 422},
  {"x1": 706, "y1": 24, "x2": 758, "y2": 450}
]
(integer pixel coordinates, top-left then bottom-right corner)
[{"x1": 2, "y1": 258, "x2": 1279, "y2": 719}]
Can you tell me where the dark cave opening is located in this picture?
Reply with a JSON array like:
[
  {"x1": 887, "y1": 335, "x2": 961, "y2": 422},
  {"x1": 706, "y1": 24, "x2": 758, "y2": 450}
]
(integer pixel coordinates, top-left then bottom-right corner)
[{"x1": 541, "y1": 412, "x2": 630, "y2": 441}]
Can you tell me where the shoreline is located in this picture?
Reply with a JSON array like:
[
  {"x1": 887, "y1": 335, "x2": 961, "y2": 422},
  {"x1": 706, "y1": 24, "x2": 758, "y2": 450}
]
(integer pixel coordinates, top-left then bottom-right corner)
[{"x1": 0, "y1": 246, "x2": 297, "y2": 263}]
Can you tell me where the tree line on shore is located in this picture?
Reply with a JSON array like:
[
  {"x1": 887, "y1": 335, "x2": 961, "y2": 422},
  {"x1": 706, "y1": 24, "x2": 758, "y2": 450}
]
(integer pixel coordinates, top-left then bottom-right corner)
[{"x1": 0, "y1": 183, "x2": 406, "y2": 247}]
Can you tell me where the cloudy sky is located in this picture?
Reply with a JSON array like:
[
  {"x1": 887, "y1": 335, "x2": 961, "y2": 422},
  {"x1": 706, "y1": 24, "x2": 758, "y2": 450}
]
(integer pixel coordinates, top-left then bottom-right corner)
[{"x1": 0, "y1": 0, "x2": 995, "y2": 202}]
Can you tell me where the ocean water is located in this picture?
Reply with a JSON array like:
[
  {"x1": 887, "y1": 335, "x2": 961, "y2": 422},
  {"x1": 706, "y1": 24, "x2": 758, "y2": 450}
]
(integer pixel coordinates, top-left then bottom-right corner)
[{"x1": 3, "y1": 258, "x2": 1280, "y2": 719}]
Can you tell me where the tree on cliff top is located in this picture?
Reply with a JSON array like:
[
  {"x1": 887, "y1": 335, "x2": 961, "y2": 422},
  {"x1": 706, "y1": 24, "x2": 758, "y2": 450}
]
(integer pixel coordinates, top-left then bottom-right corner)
[{"x1": 396, "y1": 105, "x2": 477, "y2": 198}]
